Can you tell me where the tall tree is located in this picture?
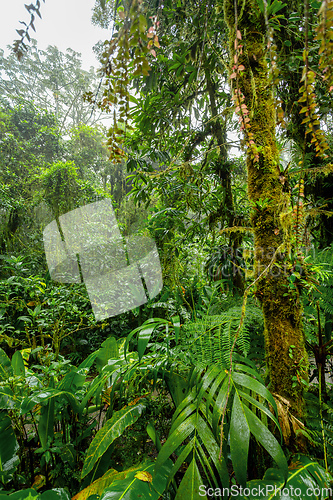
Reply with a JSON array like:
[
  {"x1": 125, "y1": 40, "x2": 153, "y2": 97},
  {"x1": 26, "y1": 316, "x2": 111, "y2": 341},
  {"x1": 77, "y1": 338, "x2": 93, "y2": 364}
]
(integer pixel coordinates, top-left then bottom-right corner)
[
  {"x1": 0, "y1": 103, "x2": 62, "y2": 252},
  {"x1": 223, "y1": 0, "x2": 309, "y2": 420},
  {"x1": 0, "y1": 42, "x2": 104, "y2": 131}
]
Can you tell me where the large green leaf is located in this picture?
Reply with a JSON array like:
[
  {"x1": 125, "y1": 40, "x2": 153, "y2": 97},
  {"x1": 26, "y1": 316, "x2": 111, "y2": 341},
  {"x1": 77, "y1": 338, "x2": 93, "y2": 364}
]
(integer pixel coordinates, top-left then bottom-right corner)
[
  {"x1": 0, "y1": 386, "x2": 19, "y2": 410},
  {"x1": 124, "y1": 318, "x2": 168, "y2": 361},
  {"x1": 230, "y1": 390, "x2": 250, "y2": 487},
  {"x1": 95, "y1": 337, "x2": 119, "y2": 373},
  {"x1": 175, "y1": 460, "x2": 206, "y2": 500},
  {"x1": 98, "y1": 460, "x2": 172, "y2": 500},
  {"x1": 58, "y1": 369, "x2": 86, "y2": 393},
  {"x1": 21, "y1": 389, "x2": 80, "y2": 415},
  {"x1": 155, "y1": 389, "x2": 228, "y2": 494},
  {"x1": 0, "y1": 412, "x2": 19, "y2": 483},
  {"x1": 81, "y1": 402, "x2": 146, "y2": 478},
  {"x1": 164, "y1": 370, "x2": 188, "y2": 407},
  {"x1": 238, "y1": 455, "x2": 332, "y2": 499},
  {"x1": 78, "y1": 350, "x2": 100, "y2": 371},
  {"x1": 38, "y1": 378, "x2": 55, "y2": 450},
  {"x1": 243, "y1": 406, "x2": 288, "y2": 480},
  {"x1": 0, "y1": 349, "x2": 13, "y2": 381},
  {"x1": 232, "y1": 372, "x2": 278, "y2": 415},
  {"x1": 79, "y1": 363, "x2": 123, "y2": 413},
  {"x1": 155, "y1": 407, "x2": 196, "y2": 470},
  {"x1": 11, "y1": 351, "x2": 25, "y2": 376},
  {"x1": 237, "y1": 389, "x2": 281, "y2": 432},
  {"x1": 6, "y1": 489, "x2": 38, "y2": 499},
  {"x1": 73, "y1": 469, "x2": 121, "y2": 500}
]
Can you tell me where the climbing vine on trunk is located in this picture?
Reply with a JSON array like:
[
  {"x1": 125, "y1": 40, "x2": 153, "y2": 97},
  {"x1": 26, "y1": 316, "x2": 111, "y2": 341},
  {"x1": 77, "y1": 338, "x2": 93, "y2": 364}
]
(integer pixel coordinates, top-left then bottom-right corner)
[{"x1": 224, "y1": 0, "x2": 308, "y2": 424}]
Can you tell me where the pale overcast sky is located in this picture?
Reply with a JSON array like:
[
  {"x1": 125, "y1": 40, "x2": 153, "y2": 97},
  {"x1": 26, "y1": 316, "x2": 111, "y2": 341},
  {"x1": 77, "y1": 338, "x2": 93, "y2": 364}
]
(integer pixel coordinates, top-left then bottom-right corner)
[{"x1": 1, "y1": 0, "x2": 111, "y2": 69}]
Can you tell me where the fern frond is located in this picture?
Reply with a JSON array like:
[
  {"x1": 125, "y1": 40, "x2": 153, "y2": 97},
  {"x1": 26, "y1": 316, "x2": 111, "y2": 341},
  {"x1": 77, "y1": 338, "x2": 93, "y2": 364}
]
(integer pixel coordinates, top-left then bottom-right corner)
[{"x1": 180, "y1": 303, "x2": 263, "y2": 367}]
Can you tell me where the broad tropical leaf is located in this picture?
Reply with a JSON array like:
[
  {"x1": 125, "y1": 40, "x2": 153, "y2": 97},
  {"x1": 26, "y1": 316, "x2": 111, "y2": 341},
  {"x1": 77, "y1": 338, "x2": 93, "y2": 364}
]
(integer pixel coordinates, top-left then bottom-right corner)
[
  {"x1": 237, "y1": 455, "x2": 332, "y2": 499},
  {"x1": 21, "y1": 389, "x2": 80, "y2": 415},
  {"x1": 156, "y1": 356, "x2": 287, "y2": 498},
  {"x1": 95, "y1": 337, "x2": 119, "y2": 373},
  {"x1": 38, "y1": 378, "x2": 55, "y2": 450},
  {"x1": 175, "y1": 460, "x2": 206, "y2": 500},
  {"x1": 98, "y1": 460, "x2": 172, "y2": 500},
  {"x1": 72, "y1": 469, "x2": 122, "y2": 500},
  {"x1": 81, "y1": 402, "x2": 146, "y2": 478},
  {"x1": 124, "y1": 318, "x2": 169, "y2": 361},
  {"x1": 230, "y1": 390, "x2": 250, "y2": 486},
  {"x1": 155, "y1": 389, "x2": 229, "y2": 493},
  {"x1": 11, "y1": 351, "x2": 25, "y2": 376},
  {"x1": 243, "y1": 406, "x2": 288, "y2": 479},
  {"x1": 0, "y1": 349, "x2": 13, "y2": 381},
  {"x1": 0, "y1": 412, "x2": 19, "y2": 483},
  {"x1": 58, "y1": 369, "x2": 86, "y2": 393}
]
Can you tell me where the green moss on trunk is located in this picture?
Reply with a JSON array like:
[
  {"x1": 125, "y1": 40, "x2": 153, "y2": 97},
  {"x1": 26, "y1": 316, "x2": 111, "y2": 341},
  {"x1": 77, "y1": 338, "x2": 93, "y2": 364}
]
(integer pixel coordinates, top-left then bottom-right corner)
[{"x1": 224, "y1": 0, "x2": 308, "y2": 419}]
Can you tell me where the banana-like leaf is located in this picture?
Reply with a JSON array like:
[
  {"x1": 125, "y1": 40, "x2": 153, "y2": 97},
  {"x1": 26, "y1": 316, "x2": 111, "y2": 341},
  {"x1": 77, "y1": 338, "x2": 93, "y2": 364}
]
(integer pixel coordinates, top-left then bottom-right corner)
[
  {"x1": 11, "y1": 351, "x2": 25, "y2": 376},
  {"x1": 243, "y1": 406, "x2": 288, "y2": 479},
  {"x1": 0, "y1": 412, "x2": 19, "y2": 484},
  {"x1": 73, "y1": 469, "x2": 120, "y2": 500},
  {"x1": 237, "y1": 455, "x2": 332, "y2": 499},
  {"x1": 58, "y1": 369, "x2": 86, "y2": 393},
  {"x1": 137, "y1": 325, "x2": 156, "y2": 361},
  {"x1": 78, "y1": 351, "x2": 101, "y2": 371},
  {"x1": 124, "y1": 318, "x2": 168, "y2": 361},
  {"x1": 81, "y1": 402, "x2": 146, "y2": 478},
  {"x1": 0, "y1": 349, "x2": 13, "y2": 381},
  {"x1": 21, "y1": 389, "x2": 80, "y2": 415},
  {"x1": 79, "y1": 362, "x2": 123, "y2": 413},
  {"x1": 38, "y1": 378, "x2": 55, "y2": 450},
  {"x1": 98, "y1": 460, "x2": 172, "y2": 500},
  {"x1": 95, "y1": 337, "x2": 119, "y2": 373},
  {"x1": 74, "y1": 460, "x2": 172, "y2": 500},
  {"x1": 0, "y1": 387, "x2": 20, "y2": 410}
]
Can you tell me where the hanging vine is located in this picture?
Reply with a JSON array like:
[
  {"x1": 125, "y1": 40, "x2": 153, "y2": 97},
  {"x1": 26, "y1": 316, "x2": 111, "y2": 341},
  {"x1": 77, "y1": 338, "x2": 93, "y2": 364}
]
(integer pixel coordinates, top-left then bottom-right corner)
[
  {"x1": 85, "y1": 0, "x2": 160, "y2": 163},
  {"x1": 298, "y1": 0, "x2": 330, "y2": 159},
  {"x1": 316, "y1": 0, "x2": 333, "y2": 93}
]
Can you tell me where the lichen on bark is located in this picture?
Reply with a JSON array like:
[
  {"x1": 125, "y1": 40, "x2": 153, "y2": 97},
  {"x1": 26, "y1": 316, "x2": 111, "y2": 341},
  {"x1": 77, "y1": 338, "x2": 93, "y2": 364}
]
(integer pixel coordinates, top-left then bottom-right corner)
[{"x1": 224, "y1": 0, "x2": 308, "y2": 422}]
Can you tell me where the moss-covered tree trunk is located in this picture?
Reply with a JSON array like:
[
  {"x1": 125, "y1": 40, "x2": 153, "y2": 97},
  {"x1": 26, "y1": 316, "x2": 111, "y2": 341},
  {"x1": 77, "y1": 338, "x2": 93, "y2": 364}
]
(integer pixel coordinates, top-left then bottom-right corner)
[{"x1": 224, "y1": 0, "x2": 308, "y2": 419}]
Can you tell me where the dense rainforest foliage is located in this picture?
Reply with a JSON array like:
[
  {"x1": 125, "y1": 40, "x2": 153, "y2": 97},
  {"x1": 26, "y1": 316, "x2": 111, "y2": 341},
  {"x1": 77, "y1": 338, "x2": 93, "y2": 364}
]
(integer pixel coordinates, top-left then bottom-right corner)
[{"x1": 1, "y1": 0, "x2": 333, "y2": 498}]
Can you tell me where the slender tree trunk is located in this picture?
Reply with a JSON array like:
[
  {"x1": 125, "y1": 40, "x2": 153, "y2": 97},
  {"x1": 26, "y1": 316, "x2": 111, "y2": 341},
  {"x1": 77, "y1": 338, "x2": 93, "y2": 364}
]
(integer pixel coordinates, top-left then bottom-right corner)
[
  {"x1": 206, "y1": 70, "x2": 245, "y2": 294},
  {"x1": 224, "y1": 0, "x2": 308, "y2": 419}
]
